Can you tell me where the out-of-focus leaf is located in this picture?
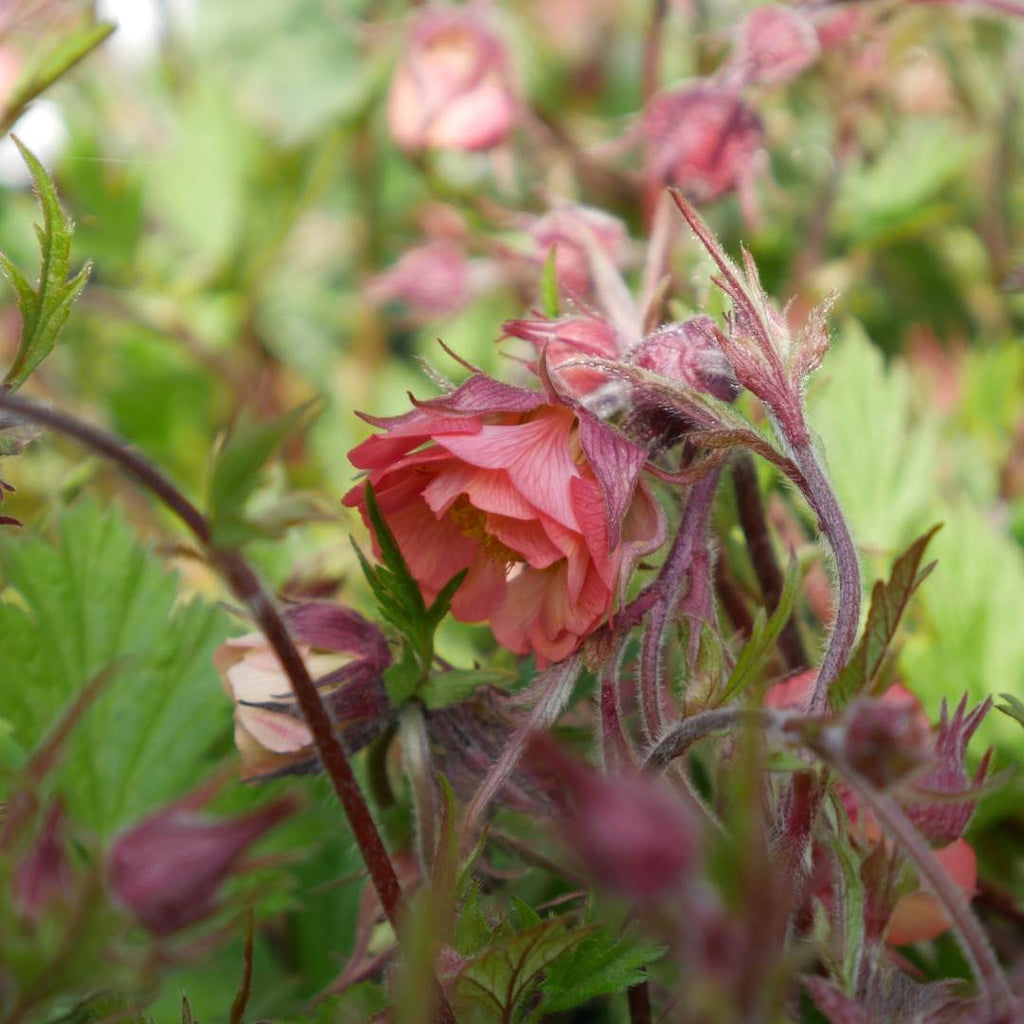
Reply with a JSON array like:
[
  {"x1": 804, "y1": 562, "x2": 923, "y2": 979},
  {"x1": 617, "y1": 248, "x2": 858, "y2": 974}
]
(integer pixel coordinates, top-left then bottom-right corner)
[
  {"x1": 0, "y1": 503, "x2": 229, "y2": 834},
  {"x1": 540, "y1": 245, "x2": 559, "y2": 318},
  {"x1": 420, "y1": 669, "x2": 516, "y2": 710},
  {"x1": 995, "y1": 694, "x2": 1024, "y2": 731},
  {"x1": 0, "y1": 22, "x2": 115, "y2": 135},
  {"x1": 808, "y1": 320, "x2": 938, "y2": 562},
  {"x1": 540, "y1": 928, "x2": 664, "y2": 1013},
  {"x1": 0, "y1": 139, "x2": 91, "y2": 390},
  {"x1": 831, "y1": 527, "x2": 940, "y2": 710},
  {"x1": 207, "y1": 399, "x2": 320, "y2": 547},
  {"x1": 719, "y1": 556, "x2": 800, "y2": 705}
]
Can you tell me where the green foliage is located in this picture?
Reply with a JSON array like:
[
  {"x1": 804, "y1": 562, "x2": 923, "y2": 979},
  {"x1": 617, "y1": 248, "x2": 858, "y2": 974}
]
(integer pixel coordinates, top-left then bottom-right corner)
[
  {"x1": 540, "y1": 927, "x2": 665, "y2": 1013},
  {"x1": 354, "y1": 482, "x2": 465, "y2": 706},
  {"x1": 540, "y1": 245, "x2": 560, "y2": 318},
  {"x1": 831, "y1": 527, "x2": 940, "y2": 710},
  {"x1": 207, "y1": 399, "x2": 320, "y2": 547},
  {"x1": 996, "y1": 693, "x2": 1024, "y2": 731},
  {"x1": 419, "y1": 667, "x2": 517, "y2": 710},
  {"x1": 0, "y1": 140, "x2": 91, "y2": 391},
  {"x1": 719, "y1": 556, "x2": 800, "y2": 705},
  {"x1": 0, "y1": 502, "x2": 230, "y2": 834}
]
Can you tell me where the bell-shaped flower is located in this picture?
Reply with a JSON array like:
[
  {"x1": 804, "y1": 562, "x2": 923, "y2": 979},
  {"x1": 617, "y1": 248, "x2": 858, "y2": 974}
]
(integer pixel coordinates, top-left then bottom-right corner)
[
  {"x1": 216, "y1": 603, "x2": 392, "y2": 780},
  {"x1": 343, "y1": 373, "x2": 665, "y2": 665},
  {"x1": 387, "y1": 7, "x2": 517, "y2": 153}
]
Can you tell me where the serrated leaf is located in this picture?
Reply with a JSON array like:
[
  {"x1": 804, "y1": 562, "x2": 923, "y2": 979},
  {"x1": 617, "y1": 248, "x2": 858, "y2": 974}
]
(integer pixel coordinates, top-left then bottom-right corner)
[
  {"x1": 0, "y1": 502, "x2": 230, "y2": 834},
  {"x1": 541, "y1": 929, "x2": 664, "y2": 1013},
  {"x1": 996, "y1": 693, "x2": 1024, "y2": 731},
  {"x1": 420, "y1": 668, "x2": 516, "y2": 710},
  {"x1": 454, "y1": 883, "x2": 493, "y2": 957},
  {"x1": 455, "y1": 917, "x2": 594, "y2": 1020},
  {"x1": 383, "y1": 646, "x2": 422, "y2": 709},
  {"x1": 207, "y1": 399, "x2": 320, "y2": 547},
  {"x1": 1, "y1": 139, "x2": 92, "y2": 390},
  {"x1": 719, "y1": 556, "x2": 801, "y2": 705},
  {"x1": 540, "y1": 245, "x2": 560, "y2": 318},
  {"x1": 831, "y1": 526, "x2": 940, "y2": 710},
  {"x1": 426, "y1": 568, "x2": 468, "y2": 627}
]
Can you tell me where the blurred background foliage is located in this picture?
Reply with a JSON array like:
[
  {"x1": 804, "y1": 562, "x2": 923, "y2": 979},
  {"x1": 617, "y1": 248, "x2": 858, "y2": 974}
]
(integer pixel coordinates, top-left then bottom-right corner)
[{"x1": 0, "y1": 0, "x2": 1022, "y2": 1019}]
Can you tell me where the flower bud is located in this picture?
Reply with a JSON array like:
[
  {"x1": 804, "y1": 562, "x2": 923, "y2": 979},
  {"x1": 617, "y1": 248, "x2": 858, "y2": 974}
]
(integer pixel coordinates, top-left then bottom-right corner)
[
  {"x1": 107, "y1": 786, "x2": 297, "y2": 936},
  {"x1": 838, "y1": 696, "x2": 932, "y2": 791},
  {"x1": 729, "y1": 5, "x2": 819, "y2": 88},
  {"x1": 533, "y1": 739, "x2": 699, "y2": 902},
  {"x1": 367, "y1": 241, "x2": 474, "y2": 319},
  {"x1": 643, "y1": 85, "x2": 763, "y2": 203},
  {"x1": 527, "y1": 205, "x2": 628, "y2": 300},
  {"x1": 12, "y1": 800, "x2": 73, "y2": 923},
  {"x1": 387, "y1": 8, "x2": 517, "y2": 153},
  {"x1": 629, "y1": 317, "x2": 740, "y2": 403},
  {"x1": 903, "y1": 696, "x2": 992, "y2": 846}
]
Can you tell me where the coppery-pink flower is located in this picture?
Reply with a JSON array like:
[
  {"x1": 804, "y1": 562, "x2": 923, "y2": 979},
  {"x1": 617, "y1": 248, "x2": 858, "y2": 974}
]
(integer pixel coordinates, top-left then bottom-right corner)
[
  {"x1": 387, "y1": 7, "x2": 517, "y2": 153},
  {"x1": 367, "y1": 241, "x2": 477, "y2": 319},
  {"x1": 343, "y1": 374, "x2": 664, "y2": 665},
  {"x1": 629, "y1": 316, "x2": 740, "y2": 403},
  {"x1": 642, "y1": 84, "x2": 763, "y2": 203}
]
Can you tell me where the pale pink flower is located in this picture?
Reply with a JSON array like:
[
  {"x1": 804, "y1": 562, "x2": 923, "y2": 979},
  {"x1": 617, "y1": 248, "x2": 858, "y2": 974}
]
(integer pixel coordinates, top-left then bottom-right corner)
[
  {"x1": 215, "y1": 603, "x2": 391, "y2": 780},
  {"x1": 387, "y1": 7, "x2": 517, "y2": 153},
  {"x1": 367, "y1": 241, "x2": 478, "y2": 319},
  {"x1": 642, "y1": 84, "x2": 763, "y2": 203},
  {"x1": 343, "y1": 374, "x2": 665, "y2": 665}
]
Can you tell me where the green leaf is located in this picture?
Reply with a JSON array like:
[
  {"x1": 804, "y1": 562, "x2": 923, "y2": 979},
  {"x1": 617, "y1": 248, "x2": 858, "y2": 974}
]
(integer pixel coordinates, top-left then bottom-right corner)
[
  {"x1": 540, "y1": 245, "x2": 560, "y2": 318},
  {"x1": 996, "y1": 693, "x2": 1024, "y2": 731},
  {"x1": 383, "y1": 645, "x2": 423, "y2": 708},
  {"x1": 0, "y1": 22, "x2": 115, "y2": 135},
  {"x1": 359, "y1": 481, "x2": 427, "y2": 623},
  {"x1": 455, "y1": 917, "x2": 594, "y2": 1020},
  {"x1": 426, "y1": 568, "x2": 468, "y2": 627},
  {"x1": 419, "y1": 668, "x2": 517, "y2": 710},
  {"x1": 831, "y1": 526, "x2": 940, "y2": 710},
  {"x1": 0, "y1": 139, "x2": 92, "y2": 390},
  {"x1": 207, "y1": 399, "x2": 320, "y2": 547},
  {"x1": 719, "y1": 556, "x2": 801, "y2": 705},
  {"x1": 0, "y1": 502, "x2": 230, "y2": 834},
  {"x1": 541, "y1": 929, "x2": 664, "y2": 1013}
]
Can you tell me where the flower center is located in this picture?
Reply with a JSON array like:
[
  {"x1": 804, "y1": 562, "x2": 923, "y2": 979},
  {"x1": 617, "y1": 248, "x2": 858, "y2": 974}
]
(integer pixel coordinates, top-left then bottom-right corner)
[{"x1": 448, "y1": 495, "x2": 524, "y2": 564}]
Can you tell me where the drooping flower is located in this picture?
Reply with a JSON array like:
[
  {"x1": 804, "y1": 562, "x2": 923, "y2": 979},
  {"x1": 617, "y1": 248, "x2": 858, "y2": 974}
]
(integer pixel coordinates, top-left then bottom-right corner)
[
  {"x1": 642, "y1": 84, "x2": 763, "y2": 204},
  {"x1": 387, "y1": 7, "x2": 517, "y2": 153},
  {"x1": 526, "y1": 205, "x2": 629, "y2": 300},
  {"x1": 343, "y1": 374, "x2": 665, "y2": 665},
  {"x1": 107, "y1": 785, "x2": 298, "y2": 936},
  {"x1": 367, "y1": 241, "x2": 480, "y2": 320},
  {"x1": 728, "y1": 5, "x2": 820, "y2": 88},
  {"x1": 216, "y1": 603, "x2": 392, "y2": 780},
  {"x1": 629, "y1": 316, "x2": 740, "y2": 403}
]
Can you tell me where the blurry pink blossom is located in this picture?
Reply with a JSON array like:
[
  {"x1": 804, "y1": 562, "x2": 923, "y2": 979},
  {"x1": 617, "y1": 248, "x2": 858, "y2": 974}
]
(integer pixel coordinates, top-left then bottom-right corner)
[
  {"x1": 343, "y1": 374, "x2": 664, "y2": 665},
  {"x1": 729, "y1": 5, "x2": 820, "y2": 88},
  {"x1": 387, "y1": 7, "x2": 517, "y2": 153},
  {"x1": 367, "y1": 241, "x2": 486, "y2": 319},
  {"x1": 643, "y1": 84, "x2": 763, "y2": 203},
  {"x1": 527, "y1": 205, "x2": 628, "y2": 300}
]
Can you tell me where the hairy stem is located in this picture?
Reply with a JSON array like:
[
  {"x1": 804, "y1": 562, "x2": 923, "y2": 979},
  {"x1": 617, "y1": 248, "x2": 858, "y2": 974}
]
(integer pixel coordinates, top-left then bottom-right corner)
[
  {"x1": 643, "y1": 707, "x2": 777, "y2": 776},
  {"x1": 791, "y1": 440, "x2": 861, "y2": 713},
  {"x1": 732, "y1": 454, "x2": 807, "y2": 671}
]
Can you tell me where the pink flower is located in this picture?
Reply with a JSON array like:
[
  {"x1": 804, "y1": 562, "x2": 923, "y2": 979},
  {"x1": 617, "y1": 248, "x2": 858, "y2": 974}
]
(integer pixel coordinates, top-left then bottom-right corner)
[
  {"x1": 216, "y1": 603, "x2": 391, "y2": 780},
  {"x1": 343, "y1": 374, "x2": 665, "y2": 665},
  {"x1": 502, "y1": 314, "x2": 620, "y2": 397},
  {"x1": 642, "y1": 84, "x2": 763, "y2": 203},
  {"x1": 526, "y1": 205, "x2": 628, "y2": 300},
  {"x1": 107, "y1": 785, "x2": 298, "y2": 936},
  {"x1": 387, "y1": 7, "x2": 517, "y2": 153},
  {"x1": 367, "y1": 241, "x2": 476, "y2": 319},
  {"x1": 728, "y1": 5, "x2": 820, "y2": 88}
]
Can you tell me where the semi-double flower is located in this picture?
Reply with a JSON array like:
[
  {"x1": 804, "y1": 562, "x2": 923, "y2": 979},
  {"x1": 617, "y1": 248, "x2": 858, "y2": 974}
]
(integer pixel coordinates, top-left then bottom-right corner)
[{"x1": 343, "y1": 374, "x2": 665, "y2": 665}]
